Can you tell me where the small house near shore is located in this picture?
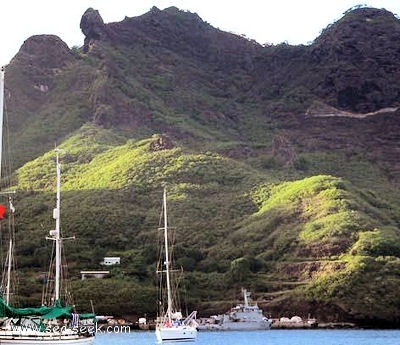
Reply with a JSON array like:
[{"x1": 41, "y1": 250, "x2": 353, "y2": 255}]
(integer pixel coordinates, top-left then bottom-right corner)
[
  {"x1": 101, "y1": 257, "x2": 120, "y2": 265},
  {"x1": 80, "y1": 270, "x2": 110, "y2": 280}
]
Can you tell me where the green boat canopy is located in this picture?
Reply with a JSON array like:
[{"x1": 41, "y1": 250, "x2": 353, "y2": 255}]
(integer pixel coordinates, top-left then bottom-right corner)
[{"x1": 0, "y1": 297, "x2": 95, "y2": 320}]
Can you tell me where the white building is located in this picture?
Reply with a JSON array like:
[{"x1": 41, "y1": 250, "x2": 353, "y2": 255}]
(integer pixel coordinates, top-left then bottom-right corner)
[
  {"x1": 101, "y1": 257, "x2": 120, "y2": 265},
  {"x1": 80, "y1": 271, "x2": 109, "y2": 280}
]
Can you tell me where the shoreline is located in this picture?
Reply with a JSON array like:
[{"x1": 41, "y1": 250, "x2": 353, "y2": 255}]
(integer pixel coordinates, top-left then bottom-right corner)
[{"x1": 271, "y1": 320, "x2": 356, "y2": 329}]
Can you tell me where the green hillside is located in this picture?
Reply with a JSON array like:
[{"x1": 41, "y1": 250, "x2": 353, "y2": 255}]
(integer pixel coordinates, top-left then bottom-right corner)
[
  {"x1": 5, "y1": 125, "x2": 398, "y2": 325},
  {"x1": 1, "y1": 5, "x2": 400, "y2": 326}
]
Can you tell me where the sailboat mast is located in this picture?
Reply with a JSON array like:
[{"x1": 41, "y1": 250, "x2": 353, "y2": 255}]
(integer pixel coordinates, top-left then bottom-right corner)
[
  {"x1": 5, "y1": 237, "x2": 12, "y2": 304},
  {"x1": 0, "y1": 67, "x2": 6, "y2": 303},
  {"x1": 163, "y1": 188, "x2": 173, "y2": 322},
  {"x1": 0, "y1": 67, "x2": 11, "y2": 304},
  {"x1": 243, "y1": 289, "x2": 249, "y2": 307},
  {"x1": 54, "y1": 150, "x2": 61, "y2": 301},
  {"x1": 0, "y1": 67, "x2": 4, "y2": 178},
  {"x1": 0, "y1": 67, "x2": 17, "y2": 305}
]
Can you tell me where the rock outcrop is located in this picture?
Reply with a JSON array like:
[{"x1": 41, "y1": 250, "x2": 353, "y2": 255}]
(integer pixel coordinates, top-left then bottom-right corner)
[{"x1": 80, "y1": 8, "x2": 106, "y2": 53}]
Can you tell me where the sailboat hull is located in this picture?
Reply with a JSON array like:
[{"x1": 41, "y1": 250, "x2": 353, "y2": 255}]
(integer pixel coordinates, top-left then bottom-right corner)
[
  {"x1": 0, "y1": 333, "x2": 94, "y2": 345},
  {"x1": 155, "y1": 325, "x2": 197, "y2": 343}
]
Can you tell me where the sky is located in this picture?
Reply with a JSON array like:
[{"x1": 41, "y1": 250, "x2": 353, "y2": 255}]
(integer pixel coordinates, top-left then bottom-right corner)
[{"x1": 1, "y1": 0, "x2": 400, "y2": 66}]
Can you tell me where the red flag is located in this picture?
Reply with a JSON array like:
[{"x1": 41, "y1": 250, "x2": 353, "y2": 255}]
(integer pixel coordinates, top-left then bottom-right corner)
[{"x1": 0, "y1": 204, "x2": 5, "y2": 219}]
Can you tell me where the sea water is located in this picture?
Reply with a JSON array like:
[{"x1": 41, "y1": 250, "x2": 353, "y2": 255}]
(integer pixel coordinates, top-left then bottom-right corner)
[{"x1": 94, "y1": 329, "x2": 400, "y2": 345}]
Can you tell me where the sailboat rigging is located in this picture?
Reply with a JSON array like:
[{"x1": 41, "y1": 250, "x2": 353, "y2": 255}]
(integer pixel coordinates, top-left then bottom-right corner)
[
  {"x1": 1, "y1": 195, "x2": 16, "y2": 306},
  {"x1": 0, "y1": 66, "x2": 17, "y2": 306},
  {"x1": 3, "y1": 195, "x2": 15, "y2": 305},
  {"x1": 0, "y1": 66, "x2": 96, "y2": 344},
  {"x1": 155, "y1": 188, "x2": 197, "y2": 343}
]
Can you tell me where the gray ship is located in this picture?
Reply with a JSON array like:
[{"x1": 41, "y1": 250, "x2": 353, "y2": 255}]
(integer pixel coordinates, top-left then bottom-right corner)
[{"x1": 198, "y1": 289, "x2": 272, "y2": 331}]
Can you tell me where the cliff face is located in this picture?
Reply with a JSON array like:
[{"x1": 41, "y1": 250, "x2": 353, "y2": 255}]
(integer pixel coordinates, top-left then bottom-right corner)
[{"x1": 9, "y1": 6, "x2": 400, "y2": 125}]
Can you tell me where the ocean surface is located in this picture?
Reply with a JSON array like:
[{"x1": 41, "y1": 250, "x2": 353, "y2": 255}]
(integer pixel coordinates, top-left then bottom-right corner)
[{"x1": 94, "y1": 329, "x2": 400, "y2": 345}]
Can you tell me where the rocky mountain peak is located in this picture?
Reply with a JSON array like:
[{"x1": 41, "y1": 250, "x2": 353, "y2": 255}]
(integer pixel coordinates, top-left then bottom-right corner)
[
  {"x1": 14, "y1": 35, "x2": 74, "y2": 68},
  {"x1": 315, "y1": 7, "x2": 400, "y2": 46},
  {"x1": 80, "y1": 8, "x2": 106, "y2": 52},
  {"x1": 303, "y1": 6, "x2": 400, "y2": 112}
]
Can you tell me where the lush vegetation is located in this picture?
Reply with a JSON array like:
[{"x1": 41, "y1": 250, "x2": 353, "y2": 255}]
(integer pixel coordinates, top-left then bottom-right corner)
[
  {"x1": 3, "y1": 126, "x2": 398, "y2": 325},
  {"x1": 2, "y1": 6, "x2": 400, "y2": 325}
]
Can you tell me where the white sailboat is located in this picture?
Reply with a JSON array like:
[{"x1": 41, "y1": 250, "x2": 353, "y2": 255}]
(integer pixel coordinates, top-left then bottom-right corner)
[
  {"x1": 155, "y1": 188, "x2": 197, "y2": 343},
  {"x1": 0, "y1": 67, "x2": 96, "y2": 344}
]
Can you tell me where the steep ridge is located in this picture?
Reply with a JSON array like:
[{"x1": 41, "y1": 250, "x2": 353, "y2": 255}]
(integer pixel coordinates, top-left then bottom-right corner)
[{"x1": 6, "y1": 6, "x2": 400, "y2": 164}]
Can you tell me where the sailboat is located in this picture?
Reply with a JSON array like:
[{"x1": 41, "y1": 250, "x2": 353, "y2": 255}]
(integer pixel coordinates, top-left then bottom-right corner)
[
  {"x1": 0, "y1": 67, "x2": 96, "y2": 344},
  {"x1": 155, "y1": 188, "x2": 198, "y2": 343}
]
